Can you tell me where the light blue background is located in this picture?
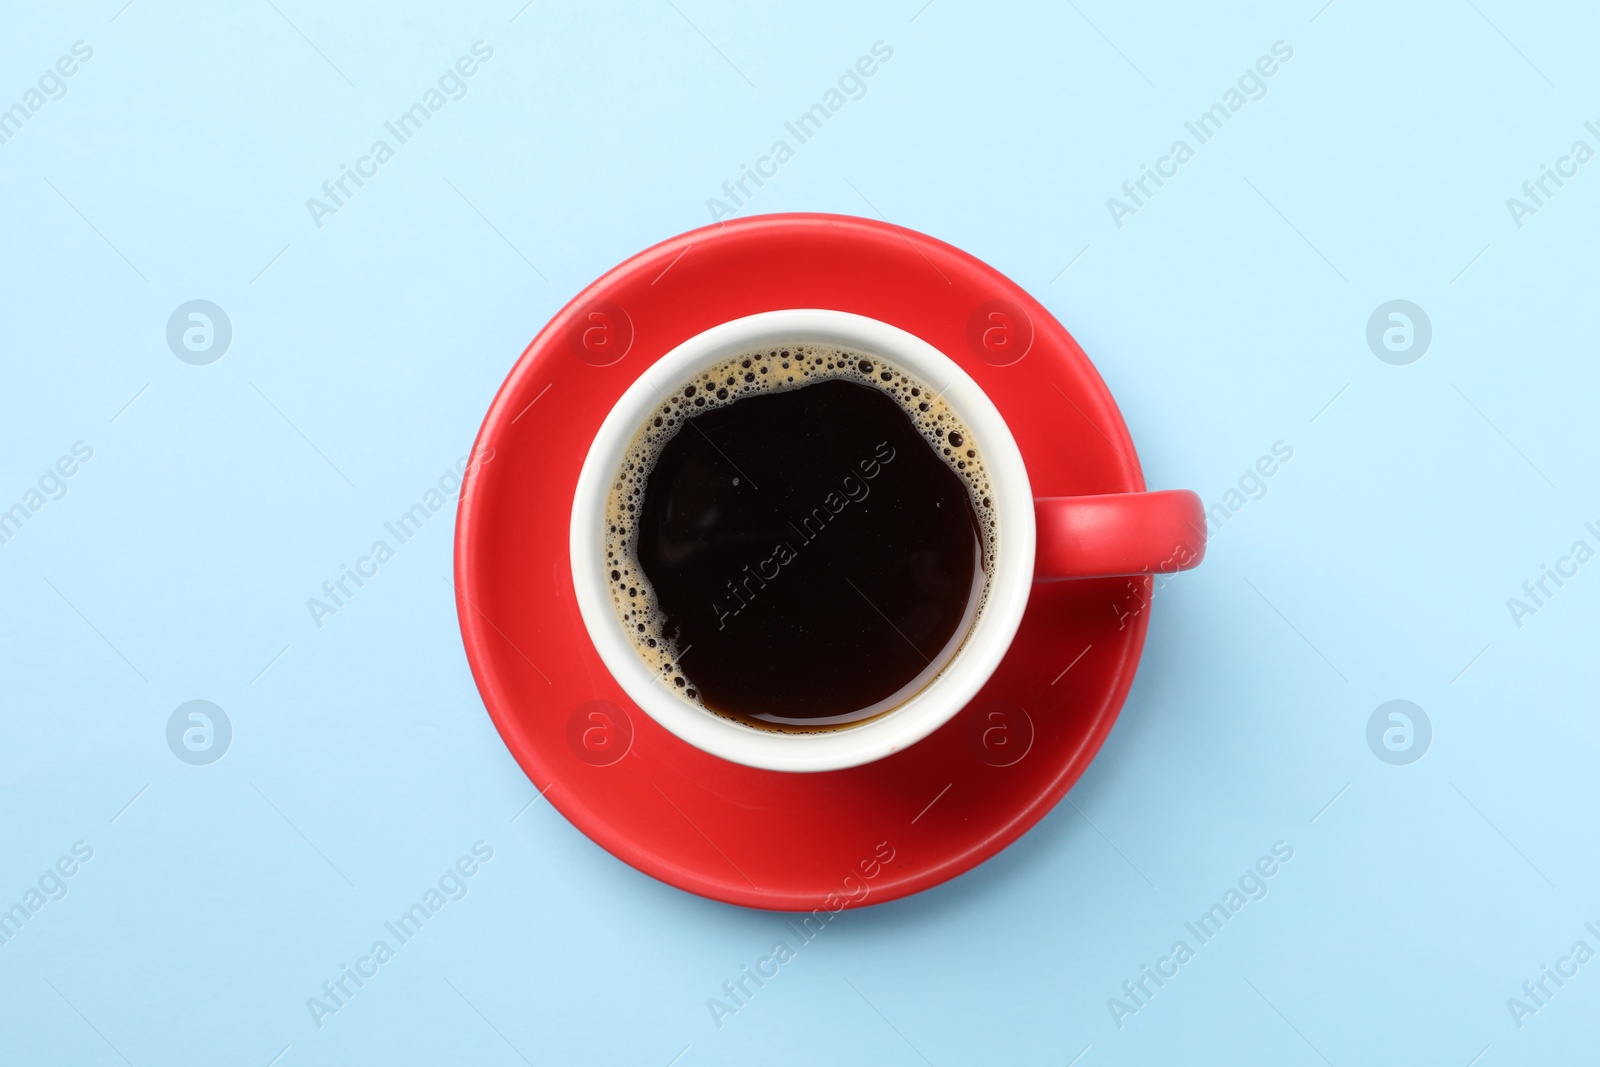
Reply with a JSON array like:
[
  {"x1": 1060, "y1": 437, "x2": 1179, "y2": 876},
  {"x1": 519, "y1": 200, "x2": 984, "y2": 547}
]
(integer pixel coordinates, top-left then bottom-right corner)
[{"x1": 2, "y1": 0, "x2": 1596, "y2": 1063}]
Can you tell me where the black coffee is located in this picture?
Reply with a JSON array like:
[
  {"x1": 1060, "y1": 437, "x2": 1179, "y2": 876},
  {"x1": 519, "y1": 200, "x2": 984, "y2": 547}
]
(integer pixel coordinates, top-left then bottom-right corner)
[{"x1": 603, "y1": 345, "x2": 993, "y2": 731}]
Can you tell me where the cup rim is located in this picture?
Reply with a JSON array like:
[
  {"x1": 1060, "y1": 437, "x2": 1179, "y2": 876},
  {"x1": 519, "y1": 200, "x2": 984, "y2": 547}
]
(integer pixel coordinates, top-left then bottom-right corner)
[{"x1": 569, "y1": 309, "x2": 1036, "y2": 772}]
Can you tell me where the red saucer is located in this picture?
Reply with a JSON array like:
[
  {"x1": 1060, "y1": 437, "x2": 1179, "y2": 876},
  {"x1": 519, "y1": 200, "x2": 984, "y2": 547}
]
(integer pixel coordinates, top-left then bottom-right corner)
[{"x1": 454, "y1": 213, "x2": 1151, "y2": 910}]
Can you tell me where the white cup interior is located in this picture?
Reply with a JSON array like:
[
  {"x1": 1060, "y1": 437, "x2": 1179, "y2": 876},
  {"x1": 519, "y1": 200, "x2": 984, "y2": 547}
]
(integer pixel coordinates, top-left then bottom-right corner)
[{"x1": 569, "y1": 310, "x2": 1036, "y2": 772}]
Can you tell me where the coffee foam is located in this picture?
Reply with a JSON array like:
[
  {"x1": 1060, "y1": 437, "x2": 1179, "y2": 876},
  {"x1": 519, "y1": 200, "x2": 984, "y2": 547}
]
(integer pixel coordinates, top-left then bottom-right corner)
[{"x1": 603, "y1": 343, "x2": 996, "y2": 718}]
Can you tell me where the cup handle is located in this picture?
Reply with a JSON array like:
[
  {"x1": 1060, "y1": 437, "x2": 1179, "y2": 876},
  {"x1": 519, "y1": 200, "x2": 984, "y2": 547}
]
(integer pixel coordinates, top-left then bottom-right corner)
[{"x1": 1034, "y1": 490, "x2": 1206, "y2": 580}]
